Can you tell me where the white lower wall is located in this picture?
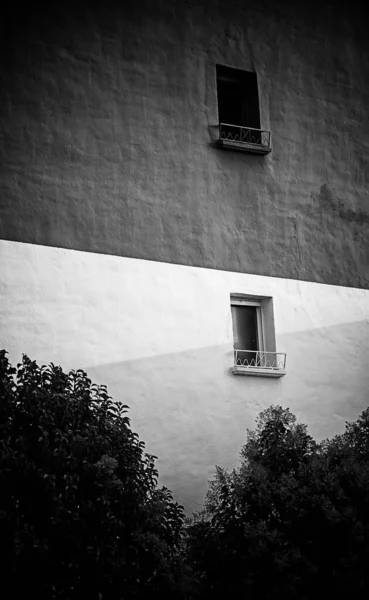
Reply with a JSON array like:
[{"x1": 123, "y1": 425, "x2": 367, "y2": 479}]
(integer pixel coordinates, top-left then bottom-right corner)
[{"x1": 1, "y1": 239, "x2": 369, "y2": 512}]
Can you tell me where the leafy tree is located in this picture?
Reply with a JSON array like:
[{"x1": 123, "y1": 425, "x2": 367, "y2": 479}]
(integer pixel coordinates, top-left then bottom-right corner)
[
  {"x1": 185, "y1": 405, "x2": 369, "y2": 599},
  {"x1": 0, "y1": 351, "x2": 185, "y2": 600}
]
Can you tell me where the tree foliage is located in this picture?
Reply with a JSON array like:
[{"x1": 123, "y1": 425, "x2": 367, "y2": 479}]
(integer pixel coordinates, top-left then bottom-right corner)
[
  {"x1": 185, "y1": 405, "x2": 369, "y2": 599},
  {"x1": 0, "y1": 351, "x2": 185, "y2": 600},
  {"x1": 2, "y1": 349, "x2": 369, "y2": 599}
]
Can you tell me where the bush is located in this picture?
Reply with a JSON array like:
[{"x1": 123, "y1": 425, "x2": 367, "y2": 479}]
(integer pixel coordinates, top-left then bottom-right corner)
[
  {"x1": 0, "y1": 351, "x2": 185, "y2": 600},
  {"x1": 185, "y1": 405, "x2": 369, "y2": 599}
]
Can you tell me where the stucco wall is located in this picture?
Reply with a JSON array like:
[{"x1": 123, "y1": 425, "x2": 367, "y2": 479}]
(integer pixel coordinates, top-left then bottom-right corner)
[
  {"x1": 1, "y1": 0, "x2": 369, "y2": 287},
  {"x1": 1, "y1": 239, "x2": 369, "y2": 512}
]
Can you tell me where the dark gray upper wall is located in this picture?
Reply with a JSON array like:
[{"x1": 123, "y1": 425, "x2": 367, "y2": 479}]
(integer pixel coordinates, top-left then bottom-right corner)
[{"x1": 1, "y1": 0, "x2": 369, "y2": 288}]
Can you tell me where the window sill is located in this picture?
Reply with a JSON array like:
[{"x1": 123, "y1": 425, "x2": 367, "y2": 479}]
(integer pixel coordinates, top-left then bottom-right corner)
[
  {"x1": 219, "y1": 139, "x2": 272, "y2": 154},
  {"x1": 232, "y1": 366, "x2": 286, "y2": 378}
]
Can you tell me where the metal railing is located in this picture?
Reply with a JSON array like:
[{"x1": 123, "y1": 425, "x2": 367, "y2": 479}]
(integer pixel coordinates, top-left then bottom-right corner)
[
  {"x1": 234, "y1": 350, "x2": 286, "y2": 370},
  {"x1": 219, "y1": 123, "x2": 271, "y2": 147}
]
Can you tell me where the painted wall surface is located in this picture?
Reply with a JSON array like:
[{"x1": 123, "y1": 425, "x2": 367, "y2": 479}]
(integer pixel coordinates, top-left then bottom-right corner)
[
  {"x1": 1, "y1": 239, "x2": 369, "y2": 512},
  {"x1": 1, "y1": 1, "x2": 369, "y2": 288}
]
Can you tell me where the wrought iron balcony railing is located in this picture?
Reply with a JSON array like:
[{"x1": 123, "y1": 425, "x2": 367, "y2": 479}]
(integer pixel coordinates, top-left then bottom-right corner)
[
  {"x1": 219, "y1": 123, "x2": 271, "y2": 154},
  {"x1": 233, "y1": 350, "x2": 286, "y2": 377}
]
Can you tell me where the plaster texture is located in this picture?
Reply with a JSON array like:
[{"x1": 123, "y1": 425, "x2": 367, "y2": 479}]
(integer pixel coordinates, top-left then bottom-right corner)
[
  {"x1": 1, "y1": 239, "x2": 369, "y2": 512},
  {"x1": 1, "y1": 0, "x2": 369, "y2": 287}
]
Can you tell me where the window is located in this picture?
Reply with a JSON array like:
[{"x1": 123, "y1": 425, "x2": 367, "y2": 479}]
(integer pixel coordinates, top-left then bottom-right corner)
[
  {"x1": 231, "y1": 298, "x2": 263, "y2": 363},
  {"x1": 230, "y1": 295, "x2": 286, "y2": 377},
  {"x1": 217, "y1": 65, "x2": 261, "y2": 130},
  {"x1": 216, "y1": 65, "x2": 271, "y2": 153}
]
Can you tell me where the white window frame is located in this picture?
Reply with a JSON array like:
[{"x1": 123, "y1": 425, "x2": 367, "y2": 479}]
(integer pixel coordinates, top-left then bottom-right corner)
[
  {"x1": 230, "y1": 297, "x2": 265, "y2": 353},
  {"x1": 230, "y1": 294, "x2": 286, "y2": 378}
]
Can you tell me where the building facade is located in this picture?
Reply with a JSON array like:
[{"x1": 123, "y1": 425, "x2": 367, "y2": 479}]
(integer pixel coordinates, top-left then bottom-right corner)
[{"x1": 1, "y1": 0, "x2": 369, "y2": 512}]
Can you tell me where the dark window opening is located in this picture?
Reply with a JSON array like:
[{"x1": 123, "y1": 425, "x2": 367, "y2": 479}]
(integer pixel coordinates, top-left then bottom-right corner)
[
  {"x1": 231, "y1": 304, "x2": 260, "y2": 365},
  {"x1": 216, "y1": 65, "x2": 261, "y2": 129}
]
